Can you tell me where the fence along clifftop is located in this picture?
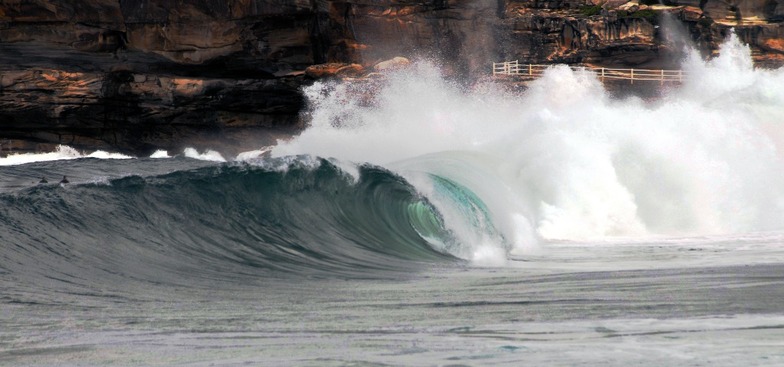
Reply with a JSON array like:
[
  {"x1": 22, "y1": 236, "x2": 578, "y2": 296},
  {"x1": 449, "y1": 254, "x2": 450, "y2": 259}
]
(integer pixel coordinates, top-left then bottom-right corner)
[{"x1": 492, "y1": 61, "x2": 686, "y2": 84}]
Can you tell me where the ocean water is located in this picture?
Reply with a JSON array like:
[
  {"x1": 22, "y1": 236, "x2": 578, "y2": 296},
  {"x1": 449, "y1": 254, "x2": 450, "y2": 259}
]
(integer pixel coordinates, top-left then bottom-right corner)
[{"x1": 2, "y1": 33, "x2": 784, "y2": 366}]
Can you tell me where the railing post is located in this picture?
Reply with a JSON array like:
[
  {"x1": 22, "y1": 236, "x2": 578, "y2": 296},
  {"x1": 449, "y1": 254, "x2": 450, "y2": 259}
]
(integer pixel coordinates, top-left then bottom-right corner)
[
  {"x1": 630, "y1": 69, "x2": 634, "y2": 84},
  {"x1": 529, "y1": 64, "x2": 532, "y2": 76},
  {"x1": 601, "y1": 68, "x2": 605, "y2": 82},
  {"x1": 661, "y1": 69, "x2": 664, "y2": 86}
]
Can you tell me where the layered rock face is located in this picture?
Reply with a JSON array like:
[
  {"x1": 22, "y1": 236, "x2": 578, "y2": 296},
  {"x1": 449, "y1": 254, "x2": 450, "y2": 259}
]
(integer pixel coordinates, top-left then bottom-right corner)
[
  {"x1": 1, "y1": 0, "x2": 782, "y2": 155},
  {"x1": 499, "y1": 0, "x2": 784, "y2": 68},
  {"x1": 0, "y1": 0, "x2": 319, "y2": 156}
]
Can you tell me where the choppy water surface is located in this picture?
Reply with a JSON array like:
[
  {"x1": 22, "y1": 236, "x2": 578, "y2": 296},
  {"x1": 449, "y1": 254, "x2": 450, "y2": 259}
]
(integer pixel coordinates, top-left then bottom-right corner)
[{"x1": 4, "y1": 230, "x2": 784, "y2": 366}]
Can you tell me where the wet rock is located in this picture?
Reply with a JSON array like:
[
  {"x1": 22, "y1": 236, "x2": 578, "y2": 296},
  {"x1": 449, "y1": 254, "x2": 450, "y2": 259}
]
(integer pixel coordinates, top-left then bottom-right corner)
[
  {"x1": 373, "y1": 57, "x2": 412, "y2": 71},
  {"x1": 305, "y1": 63, "x2": 366, "y2": 78}
]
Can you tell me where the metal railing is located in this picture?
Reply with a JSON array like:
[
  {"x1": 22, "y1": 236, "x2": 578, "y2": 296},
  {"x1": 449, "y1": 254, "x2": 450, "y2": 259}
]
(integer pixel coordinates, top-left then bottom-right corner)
[{"x1": 492, "y1": 61, "x2": 686, "y2": 84}]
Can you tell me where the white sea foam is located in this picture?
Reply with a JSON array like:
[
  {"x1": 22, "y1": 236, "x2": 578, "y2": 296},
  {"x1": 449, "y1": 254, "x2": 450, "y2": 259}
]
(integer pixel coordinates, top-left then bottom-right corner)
[
  {"x1": 149, "y1": 150, "x2": 171, "y2": 159},
  {"x1": 183, "y1": 147, "x2": 226, "y2": 162},
  {"x1": 273, "y1": 33, "x2": 784, "y2": 262},
  {"x1": 0, "y1": 145, "x2": 132, "y2": 166},
  {"x1": 235, "y1": 146, "x2": 272, "y2": 161},
  {"x1": 86, "y1": 151, "x2": 133, "y2": 160}
]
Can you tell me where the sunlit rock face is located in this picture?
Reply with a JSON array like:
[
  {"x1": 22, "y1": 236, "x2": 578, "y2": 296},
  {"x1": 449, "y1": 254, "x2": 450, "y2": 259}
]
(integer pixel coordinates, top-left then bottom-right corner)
[
  {"x1": 0, "y1": 0, "x2": 783, "y2": 155},
  {"x1": 500, "y1": 1, "x2": 660, "y2": 67}
]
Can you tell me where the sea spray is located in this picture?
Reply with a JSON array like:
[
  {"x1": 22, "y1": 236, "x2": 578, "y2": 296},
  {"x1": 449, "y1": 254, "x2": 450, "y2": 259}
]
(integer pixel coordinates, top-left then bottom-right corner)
[
  {"x1": 273, "y1": 33, "x2": 784, "y2": 262},
  {"x1": 274, "y1": 64, "x2": 533, "y2": 262}
]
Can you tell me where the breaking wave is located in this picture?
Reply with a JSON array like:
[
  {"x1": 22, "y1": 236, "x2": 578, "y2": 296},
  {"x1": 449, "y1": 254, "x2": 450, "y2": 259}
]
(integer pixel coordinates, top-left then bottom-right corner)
[{"x1": 273, "y1": 31, "x2": 784, "y2": 261}]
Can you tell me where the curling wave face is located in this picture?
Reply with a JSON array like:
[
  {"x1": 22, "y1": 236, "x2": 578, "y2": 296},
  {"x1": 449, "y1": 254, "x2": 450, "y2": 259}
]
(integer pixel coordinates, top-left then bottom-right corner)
[{"x1": 0, "y1": 158, "x2": 457, "y2": 284}]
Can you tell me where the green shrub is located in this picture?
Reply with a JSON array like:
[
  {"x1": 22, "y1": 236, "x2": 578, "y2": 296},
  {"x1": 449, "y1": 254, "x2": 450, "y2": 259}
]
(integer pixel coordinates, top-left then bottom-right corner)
[
  {"x1": 625, "y1": 9, "x2": 658, "y2": 20},
  {"x1": 580, "y1": 4, "x2": 603, "y2": 16}
]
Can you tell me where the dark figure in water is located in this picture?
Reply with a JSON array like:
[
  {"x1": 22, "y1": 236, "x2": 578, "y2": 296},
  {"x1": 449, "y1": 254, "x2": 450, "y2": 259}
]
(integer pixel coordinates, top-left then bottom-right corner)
[
  {"x1": 39, "y1": 177, "x2": 48, "y2": 184},
  {"x1": 60, "y1": 176, "x2": 69, "y2": 184}
]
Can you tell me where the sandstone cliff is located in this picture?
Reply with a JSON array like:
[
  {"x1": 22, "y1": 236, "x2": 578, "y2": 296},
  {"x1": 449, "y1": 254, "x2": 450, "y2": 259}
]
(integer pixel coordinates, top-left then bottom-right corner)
[{"x1": 1, "y1": 0, "x2": 782, "y2": 155}]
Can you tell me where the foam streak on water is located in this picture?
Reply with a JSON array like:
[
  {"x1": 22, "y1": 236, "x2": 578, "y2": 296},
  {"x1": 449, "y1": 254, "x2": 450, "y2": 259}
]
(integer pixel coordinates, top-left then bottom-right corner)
[
  {"x1": 273, "y1": 32, "x2": 784, "y2": 263},
  {"x1": 0, "y1": 145, "x2": 133, "y2": 166}
]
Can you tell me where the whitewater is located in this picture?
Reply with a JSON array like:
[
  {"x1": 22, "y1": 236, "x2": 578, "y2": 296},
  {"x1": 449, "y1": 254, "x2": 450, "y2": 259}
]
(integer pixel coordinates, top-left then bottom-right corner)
[
  {"x1": 274, "y1": 31, "x2": 784, "y2": 262},
  {"x1": 2, "y1": 32, "x2": 784, "y2": 366}
]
